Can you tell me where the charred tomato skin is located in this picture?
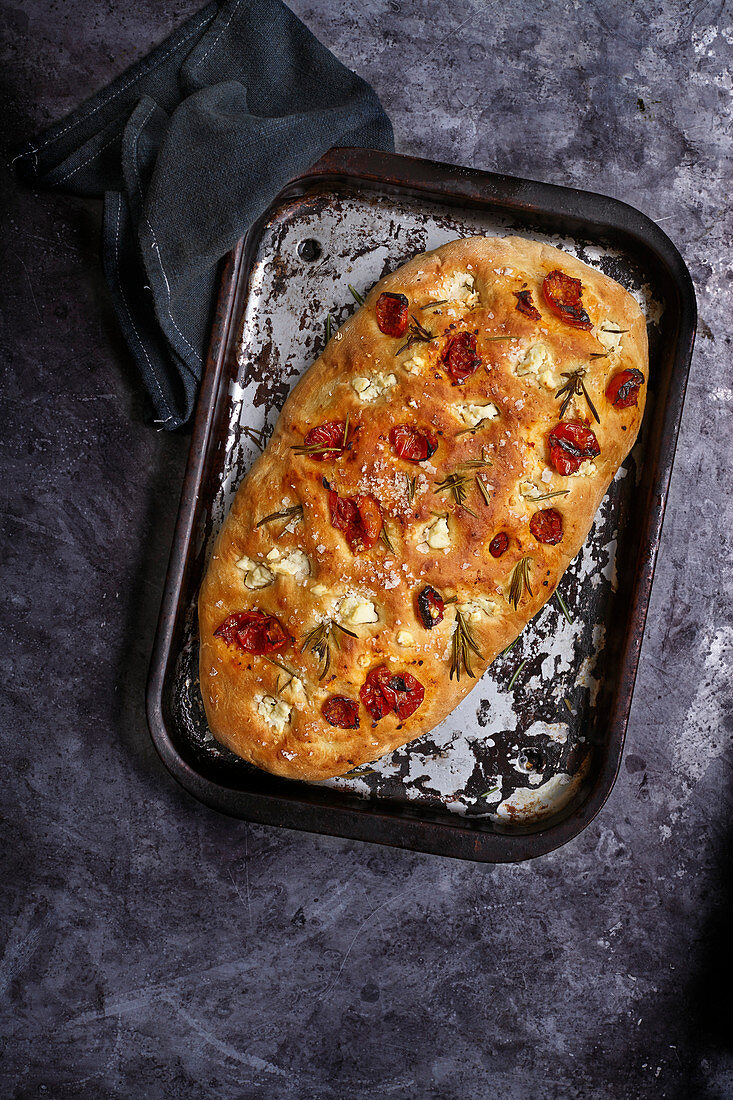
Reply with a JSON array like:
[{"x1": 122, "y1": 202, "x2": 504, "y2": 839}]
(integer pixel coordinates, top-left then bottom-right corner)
[
  {"x1": 389, "y1": 424, "x2": 439, "y2": 463},
  {"x1": 441, "y1": 331, "x2": 482, "y2": 384},
  {"x1": 513, "y1": 289, "x2": 542, "y2": 321},
  {"x1": 322, "y1": 696, "x2": 360, "y2": 729},
  {"x1": 214, "y1": 610, "x2": 290, "y2": 654},
  {"x1": 302, "y1": 419, "x2": 349, "y2": 460},
  {"x1": 375, "y1": 292, "x2": 410, "y2": 338},
  {"x1": 489, "y1": 532, "x2": 509, "y2": 558},
  {"x1": 606, "y1": 368, "x2": 645, "y2": 409},
  {"x1": 542, "y1": 270, "x2": 593, "y2": 330},
  {"x1": 547, "y1": 420, "x2": 601, "y2": 475},
  {"x1": 360, "y1": 665, "x2": 425, "y2": 723},
  {"x1": 530, "y1": 508, "x2": 564, "y2": 545},
  {"x1": 416, "y1": 585, "x2": 445, "y2": 629}
]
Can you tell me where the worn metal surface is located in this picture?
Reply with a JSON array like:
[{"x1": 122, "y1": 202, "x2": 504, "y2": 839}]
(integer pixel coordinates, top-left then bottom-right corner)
[{"x1": 150, "y1": 152, "x2": 693, "y2": 857}]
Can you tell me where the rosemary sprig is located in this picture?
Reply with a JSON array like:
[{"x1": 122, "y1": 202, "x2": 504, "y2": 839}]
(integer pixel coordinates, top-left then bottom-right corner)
[
  {"x1": 434, "y1": 472, "x2": 477, "y2": 516},
  {"x1": 508, "y1": 556, "x2": 534, "y2": 610},
  {"x1": 348, "y1": 284, "x2": 365, "y2": 305},
  {"x1": 527, "y1": 488, "x2": 570, "y2": 502},
  {"x1": 507, "y1": 659, "x2": 527, "y2": 690},
  {"x1": 241, "y1": 425, "x2": 268, "y2": 451},
  {"x1": 300, "y1": 618, "x2": 357, "y2": 680},
  {"x1": 255, "y1": 504, "x2": 303, "y2": 528},
  {"x1": 450, "y1": 609, "x2": 483, "y2": 681},
  {"x1": 554, "y1": 590, "x2": 574, "y2": 624},
  {"x1": 420, "y1": 299, "x2": 449, "y2": 310},
  {"x1": 396, "y1": 315, "x2": 436, "y2": 356},
  {"x1": 380, "y1": 524, "x2": 396, "y2": 553},
  {"x1": 475, "y1": 476, "x2": 491, "y2": 506},
  {"x1": 555, "y1": 368, "x2": 600, "y2": 424}
]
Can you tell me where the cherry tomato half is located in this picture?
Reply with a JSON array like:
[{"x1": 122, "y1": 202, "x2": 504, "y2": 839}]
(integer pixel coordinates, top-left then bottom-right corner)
[
  {"x1": 513, "y1": 289, "x2": 541, "y2": 321},
  {"x1": 416, "y1": 585, "x2": 444, "y2": 628},
  {"x1": 328, "y1": 489, "x2": 383, "y2": 553},
  {"x1": 302, "y1": 420, "x2": 349, "y2": 460},
  {"x1": 441, "y1": 332, "x2": 482, "y2": 384},
  {"x1": 360, "y1": 665, "x2": 425, "y2": 723},
  {"x1": 529, "y1": 508, "x2": 564, "y2": 545},
  {"x1": 376, "y1": 292, "x2": 410, "y2": 337},
  {"x1": 548, "y1": 420, "x2": 600, "y2": 475},
  {"x1": 322, "y1": 696, "x2": 360, "y2": 729},
  {"x1": 489, "y1": 532, "x2": 509, "y2": 558},
  {"x1": 214, "y1": 610, "x2": 289, "y2": 655},
  {"x1": 542, "y1": 270, "x2": 593, "y2": 330},
  {"x1": 389, "y1": 425, "x2": 438, "y2": 463},
  {"x1": 606, "y1": 369, "x2": 645, "y2": 409}
]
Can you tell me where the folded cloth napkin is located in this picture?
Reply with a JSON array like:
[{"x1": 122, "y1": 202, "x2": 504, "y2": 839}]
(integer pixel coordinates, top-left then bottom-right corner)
[{"x1": 15, "y1": 0, "x2": 393, "y2": 429}]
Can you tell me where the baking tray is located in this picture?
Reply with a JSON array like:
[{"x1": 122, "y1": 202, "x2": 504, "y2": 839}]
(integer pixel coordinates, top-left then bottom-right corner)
[{"x1": 146, "y1": 148, "x2": 696, "y2": 862}]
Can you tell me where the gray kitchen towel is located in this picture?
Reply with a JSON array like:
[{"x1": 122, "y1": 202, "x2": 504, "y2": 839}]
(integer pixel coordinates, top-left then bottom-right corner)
[{"x1": 14, "y1": 0, "x2": 393, "y2": 427}]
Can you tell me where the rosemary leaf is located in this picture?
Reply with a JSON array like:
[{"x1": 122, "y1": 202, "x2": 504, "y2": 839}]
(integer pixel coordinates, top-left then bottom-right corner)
[
  {"x1": 348, "y1": 284, "x2": 365, "y2": 305},
  {"x1": 499, "y1": 636, "x2": 519, "y2": 657},
  {"x1": 325, "y1": 314, "x2": 332, "y2": 342},
  {"x1": 508, "y1": 557, "x2": 533, "y2": 610},
  {"x1": 564, "y1": 697, "x2": 575, "y2": 714},
  {"x1": 507, "y1": 658, "x2": 527, "y2": 690},
  {"x1": 475, "y1": 476, "x2": 491, "y2": 506},
  {"x1": 255, "y1": 504, "x2": 303, "y2": 528},
  {"x1": 480, "y1": 786, "x2": 500, "y2": 800},
  {"x1": 406, "y1": 474, "x2": 416, "y2": 504},
  {"x1": 380, "y1": 524, "x2": 396, "y2": 553},
  {"x1": 420, "y1": 299, "x2": 448, "y2": 310},
  {"x1": 450, "y1": 609, "x2": 483, "y2": 682},
  {"x1": 554, "y1": 591, "x2": 574, "y2": 624},
  {"x1": 241, "y1": 425, "x2": 268, "y2": 451},
  {"x1": 530, "y1": 488, "x2": 571, "y2": 502}
]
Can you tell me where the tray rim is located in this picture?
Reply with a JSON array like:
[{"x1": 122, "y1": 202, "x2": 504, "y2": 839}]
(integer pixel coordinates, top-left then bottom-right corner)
[{"x1": 146, "y1": 146, "x2": 697, "y2": 863}]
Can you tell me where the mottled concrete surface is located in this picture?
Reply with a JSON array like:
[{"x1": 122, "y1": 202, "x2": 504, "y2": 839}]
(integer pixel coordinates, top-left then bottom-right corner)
[{"x1": 1, "y1": 1, "x2": 732, "y2": 1097}]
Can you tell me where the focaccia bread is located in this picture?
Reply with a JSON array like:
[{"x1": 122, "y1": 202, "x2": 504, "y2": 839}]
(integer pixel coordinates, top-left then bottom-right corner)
[{"x1": 198, "y1": 236, "x2": 647, "y2": 781}]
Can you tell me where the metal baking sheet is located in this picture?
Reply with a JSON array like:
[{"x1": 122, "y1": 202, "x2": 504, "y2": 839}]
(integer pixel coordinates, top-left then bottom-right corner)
[{"x1": 147, "y1": 148, "x2": 695, "y2": 861}]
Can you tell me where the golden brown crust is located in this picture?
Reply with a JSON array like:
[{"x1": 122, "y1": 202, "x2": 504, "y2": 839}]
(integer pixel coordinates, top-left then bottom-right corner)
[{"x1": 198, "y1": 236, "x2": 648, "y2": 780}]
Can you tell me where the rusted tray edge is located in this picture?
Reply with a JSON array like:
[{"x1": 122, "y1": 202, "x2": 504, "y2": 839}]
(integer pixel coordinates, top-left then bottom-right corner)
[{"x1": 146, "y1": 148, "x2": 696, "y2": 863}]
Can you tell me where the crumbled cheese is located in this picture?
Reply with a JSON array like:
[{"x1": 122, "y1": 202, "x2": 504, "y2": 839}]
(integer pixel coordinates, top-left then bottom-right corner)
[
  {"x1": 437, "y1": 270, "x2": 480, "y2": 308},
  {"x1": 338, "y1": 594, "x2": 379, "y2": 626},
  {"x1": 520, "y1": 480, "x2": 541, "y2": 499},
  {"x1": 402, "y1": 349, "x2": 429, "y2": 375},
  {"x1": 310, "y1": 582, "x2": 329, "y2": 597},
  {"x1": 457, "y1": 596, "x2": 498, "y2": 622},
  {"x1": 265, "y1": 547, "x2": 310, "y2": 582},
  {"x1": 396, "y1": 629, "x2": 415, "y2": 646},
  {"x1": 280, "y1": 676, "x2": 307, "y2": 710},
  {"x1": 425, "y1": 516, "x2": 451, "y2": 550},
  {"x1": 597, "y1": 321, "x2": 624, "y2": 352},
  {"x1": 235, "y1": 555, "x2": 274, "y2": 590},
  {"x1": 515, "y1": 344, "x2": 560, "y2": 387},
  {"x1": 571, "y1": 459, "x2": 597, "y2": 477},
  {"x1": 454, "y1": 402, "x2": 500, "y2": 428},
  {"x1": 351, "y1": 372, "x2": 397, "y2": 402},
  {"x1": 256, "y1": 695, "x2": 292, "y2": 732}
]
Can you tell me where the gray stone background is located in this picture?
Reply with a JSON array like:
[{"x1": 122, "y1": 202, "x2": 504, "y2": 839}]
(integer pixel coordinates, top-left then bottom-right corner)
[{"x1": 1, "y1": 1, "x2": 732, "y2": 1097}]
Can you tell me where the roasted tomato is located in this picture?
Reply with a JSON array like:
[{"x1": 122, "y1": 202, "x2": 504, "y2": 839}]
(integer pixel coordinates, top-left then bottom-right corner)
[
  {"x1": 376, "y1": 292, "x2": 410, "y2": 337},
  {"x1": 542, "y1": 270, "x2": 593, "y2": 330},
  {"x1": 606, "y1": 368, "x2": 645, "y2": 409},
  {"x1": 489, "y1": 532, "x2": 509, "y2": 558},
  {"x1": 328, "y1": 489, "x2": 383, "y2": 553},
  {"x1": 389, "y1": 424, "x2": 438, "y2": 463},
  {"x1": 513, "y1": 289, "x2": 541, "y2": 320},
  {"x1": 360, "y1": 665, "x2": 425, "y2": 723},
  {"x1": 302, "y1": 419, "x2": 349, "y2": 460},
  {"x1": 530, "y1": 508, "x2": 564, "y2": 545},
  {"x1": 548, "y1": 420, "x2": 601, "y2": 475},
  {"x1": 441, "y1": 332, "x2": 482, "y2": 384},
  {"x1": 416, "y1": 585, "x2": 444, "y2": 628},
  {"x1": 322, "y1": 695, "x2": 360, "y2": 729},
  {"x1": 214, "y1": 610, "x2": 289, "y2": 654}
]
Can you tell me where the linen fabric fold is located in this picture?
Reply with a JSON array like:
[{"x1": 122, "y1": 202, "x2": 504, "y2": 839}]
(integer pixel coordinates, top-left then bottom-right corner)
[{"x1": 15, "y1": 0, "x2": 393, "y2": 427}]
